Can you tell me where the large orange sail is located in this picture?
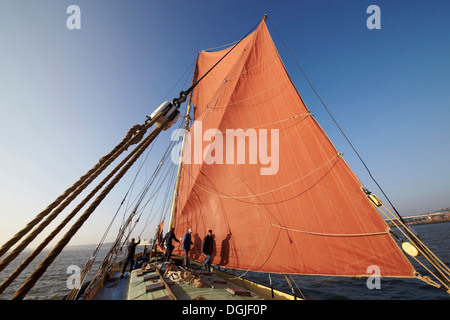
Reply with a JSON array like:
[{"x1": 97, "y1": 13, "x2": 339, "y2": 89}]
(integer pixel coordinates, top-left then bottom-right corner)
[{"x1": 172, "y1": 20, "x2": 414, "y2": 277}]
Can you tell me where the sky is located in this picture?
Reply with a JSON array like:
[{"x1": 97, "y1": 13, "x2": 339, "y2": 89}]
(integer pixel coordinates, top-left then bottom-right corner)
[{"x1": 0, "y1": 0, "x2": 449, "y2": 248}]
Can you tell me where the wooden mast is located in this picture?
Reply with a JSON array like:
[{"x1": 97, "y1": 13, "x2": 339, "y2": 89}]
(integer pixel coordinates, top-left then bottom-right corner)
[{"x1": 167, "y1": 53, "x2": 199, "y2": 230}]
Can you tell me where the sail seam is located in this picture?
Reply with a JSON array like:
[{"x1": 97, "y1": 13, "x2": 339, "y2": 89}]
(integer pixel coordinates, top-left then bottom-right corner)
[
  {"x1": 225, "y1": 54, "x2": 276, "y2": 80},
  {"x1": 203, "y1": 39, "x2": 240, "y2": 52},
  {"x1": 175, "y1": 25, "x2": 260, "y2": 215},
  {"x1": 208, "y1": 78, "x2": 290, "y2": 108},
  {"x1": 185, "y1": 152, "x2": 342, "y2": 199},
  {"x1": 271, "y1": 224, "x2": 389, "y2": 237},
  {"x1": 196, "y1": 111, "x2": 311, "y2": 132}
]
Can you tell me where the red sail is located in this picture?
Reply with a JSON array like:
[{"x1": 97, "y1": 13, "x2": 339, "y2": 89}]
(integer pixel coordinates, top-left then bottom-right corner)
[{"x1": 172, "y1": 20, "x2": 413, "y2": 277}]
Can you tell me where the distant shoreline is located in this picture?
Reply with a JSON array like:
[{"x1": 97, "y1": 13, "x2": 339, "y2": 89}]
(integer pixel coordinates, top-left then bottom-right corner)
[{"x1": 386, "y1": 217, "x2": 450, "y2": 228}]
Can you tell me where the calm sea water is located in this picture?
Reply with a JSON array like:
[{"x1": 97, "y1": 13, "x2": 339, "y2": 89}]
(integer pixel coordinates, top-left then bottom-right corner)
[
  {"x1": 245, "y1": 222, "x2": 450, "y2": 300},
  {"x1": 0, "y1": 223, "x2": 448, "y2": 300}
]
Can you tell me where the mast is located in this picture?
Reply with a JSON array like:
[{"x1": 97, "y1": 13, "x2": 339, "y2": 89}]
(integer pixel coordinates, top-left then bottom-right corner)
[{"x1": 168, "y1": 53, "x2": 199, "y2": 230}]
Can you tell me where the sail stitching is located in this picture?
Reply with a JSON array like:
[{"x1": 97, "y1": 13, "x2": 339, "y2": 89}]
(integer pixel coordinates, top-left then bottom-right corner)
[
  {"x1": 186, "y1": 152, "x2": 343, "y2": 199},
  {"x1": 175, "y1": 26, "x2": 260, "y2": 214},
  {"x1": 208, "y1": 77, "x2": 290, "y2": 108},
  {"x1": 196, "y1": 111, "x2": 311, "y2": 133},
  {"x1": 225, "y1": 54, "x2": 276, "y2": 80},
  {"x1": 192, "y1": 34, "x2": 254, "y2": 129},
  {"x1": 194, "y1": 40, "x2": 254, "y2": 123},
  {"x1": 203, "y1": 39, "x2": 240, "y2": 52},
  {"x1": 270, "y1": 223, "x2": 388, "y2": 237},
  {"x1": 230, "y1": 178, "x2": 388, "y2": 281},
  {"x1": 203, "y1": 35, "x2": 268, "y2": 53}
]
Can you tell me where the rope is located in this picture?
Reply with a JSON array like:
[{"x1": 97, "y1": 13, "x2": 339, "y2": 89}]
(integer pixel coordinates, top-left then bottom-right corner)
[
  {"x1": 185, "y1": 152, "x2": 342, "y2": 199},
  {"x1": 208, "y1": 77, "x2": 289, "y2": 109},
  {"x1": 185, "y1": 22, "x2": 260, "y2": 96},
  {"x1": 0, "y1": 124, "x2": 145, "y2": 259},
  {"x1": 289, "y1": 274, "x2": 306, "y2": 300},
  {"x1": 249, "y1": 112, "x2": 311, "y2": 130},
  {"x1": 0, "y1": 126, "x2": 148, "y2": 272},
  {"x1": 0, "y1": 120, "x2": 159, "y2": 294},
  {"x1": 196, "y1": 112, "x2": 311, "y2": 136},
  {"x1": 203, "y1": 39, "x2": 240, "y2": 52},
  {"x1": 72, "y1": 120, "x2": 182, "y2": 299},
  {"x1": 170, "y1": 20, "x2": 260, "y2": 110},
  {"x1": 377, "y1": 204, "x2": 450, "y2": 291},
  {"x1": 380, "y1": 205, "x2": 450, "y2": 278},
  {"x1": 284, "y1": 275, "x2": 297, "y2": 299},
  {"x1": 271, "y1": 223, "x2": 388, "y2": 237},
  {"x1": 10, "y1": 119, "x2": 169, "y2": 300}
]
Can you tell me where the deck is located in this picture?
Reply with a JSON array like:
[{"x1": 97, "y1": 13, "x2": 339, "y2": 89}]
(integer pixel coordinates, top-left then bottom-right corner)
[
  {"x1": 90, "y1": 272, "x2": 129, "y2": 300},
  {"x1": 126, "y1": 264, "x2": 264, "y2": 300},
  {"x1": 88, "y1": 257, "x2": 296, "y2": 300}
]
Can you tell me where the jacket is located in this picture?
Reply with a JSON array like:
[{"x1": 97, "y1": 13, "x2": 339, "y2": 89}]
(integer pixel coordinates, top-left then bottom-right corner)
[
  {"x1": 182, "y1": 232, "x2": 193, "y2": 251},
  {"x1": 163, "y1": 231, "x2": 179, "y2": 248},
  {"x1": 126, "y1": 239, "x2": 140, "y2": 258},
  {"x1": 202, "y1": 235, "x2": 213, "y2": 255}
]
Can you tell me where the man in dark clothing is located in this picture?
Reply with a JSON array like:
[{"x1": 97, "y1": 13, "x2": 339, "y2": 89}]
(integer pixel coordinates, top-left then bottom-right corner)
[
  {"x1": 121, "y1": 237, "x2": 140, "y2": 277},
  {"x1": 202, "y1": 230, "x2": 214, "y2": 271},
  {"x1": 182, "y1": 228, "x2": 193, "y2": 267},
  {"x1": 163, "y1": 228, "x2": 179, "y2": 262}
]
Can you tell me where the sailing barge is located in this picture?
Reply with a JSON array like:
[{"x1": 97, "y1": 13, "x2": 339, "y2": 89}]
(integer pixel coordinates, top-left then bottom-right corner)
[{"x1": 0, "y1": 16, "x2": 449, "y2": 300}]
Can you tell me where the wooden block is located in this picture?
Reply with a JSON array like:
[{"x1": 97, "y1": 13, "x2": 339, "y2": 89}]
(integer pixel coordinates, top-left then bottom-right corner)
[
  {"x1": 202, "y1": 279, "x2": 213, "y2": 288},
  {"x1": 136, "y1": 270, "x2": 143, "y2": 277},
  {"x1": 225, "y1": 287, "x2": 251, "y2": 296},
  {"x1": 143, "y1": 274, "x2": 159, "y2": 281},
  {"x1": 154, "y1": 295, "x2": 173, "y2": 300},
  {"x1": 212, "y1": 279, "x2": 227, "y2": 284},
  {"x1": 145, "y1": 282, "x2": 164, "y2": 292}
]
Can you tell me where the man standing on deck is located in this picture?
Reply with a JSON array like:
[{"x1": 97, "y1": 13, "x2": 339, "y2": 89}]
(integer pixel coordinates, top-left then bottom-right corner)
[
  {"x1": 202, "y1": 230, "x2": 214, "y2": 272},
  {"x1": 163, "y1": 227, "x2": 179, "y2": 262},
  {"x1": 120, "y1": 237, "x2": 140, "y2": 278},
  {"x1": 182, "y1": 228, "x2": 193, "y2": 267}
]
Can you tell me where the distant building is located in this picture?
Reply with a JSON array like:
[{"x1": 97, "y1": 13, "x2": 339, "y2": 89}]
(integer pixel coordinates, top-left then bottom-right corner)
[{"x1": 384, "y1": 210, "x2": 450, "y2": 226}]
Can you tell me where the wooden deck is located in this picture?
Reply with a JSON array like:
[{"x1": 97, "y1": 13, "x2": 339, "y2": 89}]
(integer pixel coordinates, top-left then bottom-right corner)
[
  {"x1": 126, "y1": 265, "x2": 264, "y2": 300},
  {"x1": 90, "y1": 272, "x2": 129, "y2": 300},
  {"x1": 87, "y1": 256, "x2": 297, "y2": 300}
]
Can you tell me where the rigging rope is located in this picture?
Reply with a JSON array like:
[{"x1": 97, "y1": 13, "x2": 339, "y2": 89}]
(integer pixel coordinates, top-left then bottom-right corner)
[
  {"x1": 79, "y1": 58, "x2": 196, "y2": 299},
  {"x1": 79, "y1": 121, "x2": 184, "y2": 299},
  {"x1": 376, "y1": 204, "x2": 450, "y2": 291},
  {"x1": 10, "y1": 117, "x2": 170, "y2": 300},
  {"x1": 184, "y1": 152, "x2": 343, "y2": 200},
  {"x1": 0, "y1": 117, "x2": 163, "y2": 295},
  {"x1": 0, "y1": 124, "x2": 146, "y2": 259},
  {"x1": 170, "y1": 20, "x2": 260, "y2": 109},
  {"x1": 289, "y1": 274, "x2": 306, "y2": 300},
  {"x1": 3, "y1": 20, "x2": 257, "y2": 299}
]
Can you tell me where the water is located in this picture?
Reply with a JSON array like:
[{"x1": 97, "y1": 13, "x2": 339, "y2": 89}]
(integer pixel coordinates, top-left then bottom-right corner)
[
  {"x1": 0, "y1": 244, "x2": 111, "y2": 300},
  {"x1": 0, "y1": 223, "x2": 448, "y2": 300},
  {"x1": 244, "y1": 223, "x2": 450, "y2": 300}
]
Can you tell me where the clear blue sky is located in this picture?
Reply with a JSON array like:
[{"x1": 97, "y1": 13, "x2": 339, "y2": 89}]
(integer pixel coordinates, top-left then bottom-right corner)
[{"x1": 0, "y1": 0, "x2": 449, "y2": 247}]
